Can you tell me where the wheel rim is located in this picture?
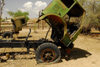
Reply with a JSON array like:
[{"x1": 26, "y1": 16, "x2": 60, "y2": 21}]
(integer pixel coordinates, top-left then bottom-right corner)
[{"x1": 40, "y1": 48, "x2": 56, "y2": 63}]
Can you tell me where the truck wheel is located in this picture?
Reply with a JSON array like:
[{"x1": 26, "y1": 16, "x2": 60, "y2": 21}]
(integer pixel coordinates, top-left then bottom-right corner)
[
  {"x1": 35, "y1": 43, "x2": 61, "y2": 64},
  {"x1": 2, "y1": 32, "x2": 13, "y2": 38}
]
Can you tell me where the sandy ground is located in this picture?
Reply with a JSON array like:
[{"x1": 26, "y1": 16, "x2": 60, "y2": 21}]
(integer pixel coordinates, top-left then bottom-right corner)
[{"x1": 0, "y1": 29, "x2": 100, "y2": 67}]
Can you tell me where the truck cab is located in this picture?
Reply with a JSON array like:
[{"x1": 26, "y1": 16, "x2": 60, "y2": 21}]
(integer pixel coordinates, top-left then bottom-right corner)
[{"x1": 38, "y1": 0, "x2": 85, "y2": 47}]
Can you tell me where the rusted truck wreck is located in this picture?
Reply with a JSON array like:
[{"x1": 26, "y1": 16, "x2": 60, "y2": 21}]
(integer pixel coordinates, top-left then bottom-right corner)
[{"x1": 0, "y1": 0, "x2": 85, "y2": 63}]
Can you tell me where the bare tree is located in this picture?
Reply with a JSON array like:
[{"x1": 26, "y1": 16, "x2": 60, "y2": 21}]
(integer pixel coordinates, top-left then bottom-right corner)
[
  {"x1": 78, "y1": 0, "x2": 86, "y2": 5},
  {"x1": 0, "y1": 0, "x2": 5, "y2": 30}
]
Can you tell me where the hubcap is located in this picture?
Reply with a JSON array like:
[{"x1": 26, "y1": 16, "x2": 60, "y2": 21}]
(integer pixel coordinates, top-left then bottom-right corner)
[{"x1": 40, "y1": 48, "x2": 56, "y2": 62}]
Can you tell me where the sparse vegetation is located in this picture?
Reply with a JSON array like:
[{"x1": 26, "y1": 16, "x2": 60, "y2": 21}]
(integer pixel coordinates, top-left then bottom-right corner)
[
  {"x1": 1, "y1": 0, "x2": 100, "y2": 34},
  {"x1": 78, "y1": 0, "x2": 100, "y2": 34},
  {"x1": 7, "y1": 10, "x2": 29, "y2": 22},
  {"x1": 0, "y1": 0, "x2": 5, "y2": 30}
]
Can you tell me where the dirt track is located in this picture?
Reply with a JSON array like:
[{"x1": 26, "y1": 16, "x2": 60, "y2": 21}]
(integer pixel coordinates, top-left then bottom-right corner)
[{"x1": 0, "y1": 29, "x2": 100, "y2": 67}]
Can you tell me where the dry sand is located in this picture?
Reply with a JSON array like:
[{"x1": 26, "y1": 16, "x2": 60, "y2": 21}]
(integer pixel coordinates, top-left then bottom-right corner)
[{"x1": 0, "y1": 29, "x2": 100, "y2": 67}]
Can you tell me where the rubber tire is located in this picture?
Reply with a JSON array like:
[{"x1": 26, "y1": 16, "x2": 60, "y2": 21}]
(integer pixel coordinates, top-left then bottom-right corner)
[
  {"x1": 35, "y1": 43, "x2": 61, "y2": 64},
  {"x1": 2, "y1": 32, "x2": 13, "y2": 38}
]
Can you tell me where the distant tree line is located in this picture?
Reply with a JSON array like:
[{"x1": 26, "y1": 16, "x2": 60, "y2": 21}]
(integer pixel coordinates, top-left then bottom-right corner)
[
  {"x1": 79, "y1": 0, "x2": 100, "y2": 34},
  {"x1": 1, "y1": 0, "x2": 100, "y2": 33},
  {"x1": 7, "y1": 10, "x2": 29, "y2": 22},
  {"x1": 0, "y1": 0, "x2": 5, "y2": 30}
]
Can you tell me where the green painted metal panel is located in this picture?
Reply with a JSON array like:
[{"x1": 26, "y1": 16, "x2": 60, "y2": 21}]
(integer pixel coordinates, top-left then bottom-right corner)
[
  {"x1": 39, "y1": 0, "x2": 85, "y2": 47},
  {"x1": 42, "y1": 0, "x2": 72, "y2": 17},
  {"x1": 61, "y1": 34, "x2": 71, "y2": 47}
]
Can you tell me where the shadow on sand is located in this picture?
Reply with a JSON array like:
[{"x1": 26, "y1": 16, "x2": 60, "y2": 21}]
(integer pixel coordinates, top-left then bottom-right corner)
[
  {"x1": 17, "y1": 35, "x2": 32, "y2": 39},
  {"x1": 0, "y1": 48, "x2": 92, "y2": 63},
  {"x1": 61, "y1": 48, "x2": 92, "y2": 61}
]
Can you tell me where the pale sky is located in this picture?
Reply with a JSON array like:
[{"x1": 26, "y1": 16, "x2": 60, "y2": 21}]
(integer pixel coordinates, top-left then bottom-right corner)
[
  {"x1": 2, "y1": 0, "x2": 100, "y2": 18},
  {"x1": 2, "y1": 0, "x2": 52, "y2": 18}
]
